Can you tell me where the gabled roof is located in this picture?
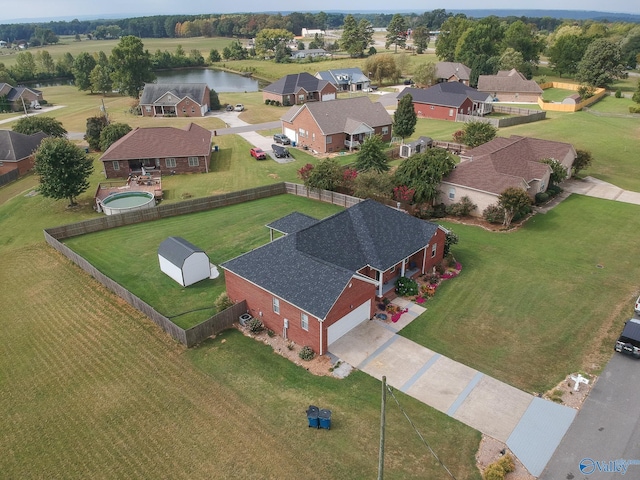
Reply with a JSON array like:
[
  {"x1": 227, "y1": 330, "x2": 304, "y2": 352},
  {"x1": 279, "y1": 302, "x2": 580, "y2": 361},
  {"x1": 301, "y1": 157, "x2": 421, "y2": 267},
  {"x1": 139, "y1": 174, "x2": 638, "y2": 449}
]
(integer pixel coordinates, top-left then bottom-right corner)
[
  {"x1": 100, "y1": 123, "x2": 212, "y2": 161},
  {"x1": 4, "y1": 85, "x2": 41, "y2": 101},
  {"x1": 263, "y1": 72, "x2": 331, "y2": 95},
  {"x1": 222, "y1": 200, "x2": 440, "y2": 320},
  {"x1": 398, "y1": 83, "x2": 491, "y2": 108},
  {"x1": 158, "y1": 236, "x2": 207, "y2": 267},
  {"x1": 477, "y1": 69, "x2": 543, "y2": 94},
  {"x1": 281, "y1": 96, "x2": 391, "y2": 135},
  {"x1": 139, "y1": 83, "x2": 208, "y2": 106},
  {"x1": 0, "y1": 130, "x2": 48, "y2": 162},
  {"x1": 443, "y1": 135, "x2": 575, "y2": 195},
  {"x1": 436, "y1": 62, "x2": 471, "y2": 81},
  {"x1": 316, "y1": 68, "x2": 369, "y2": 85},
  {"x1": 267, "y1": 212, "x2": 319, "y2": 235}
]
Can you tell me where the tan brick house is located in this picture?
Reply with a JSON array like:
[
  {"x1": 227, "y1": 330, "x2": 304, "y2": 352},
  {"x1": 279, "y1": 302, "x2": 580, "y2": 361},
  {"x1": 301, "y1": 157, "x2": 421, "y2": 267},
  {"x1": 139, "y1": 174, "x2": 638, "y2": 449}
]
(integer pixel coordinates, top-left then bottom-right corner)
[
  {"x1": 222, "y1": 199, "x2": 446, "y2": 355},
  {"x1": 477, "y1": 69, "x2": 543, "y2": 103},
  {"x1": 99, "y1": 123, "x2": 212, "y2": 178}
]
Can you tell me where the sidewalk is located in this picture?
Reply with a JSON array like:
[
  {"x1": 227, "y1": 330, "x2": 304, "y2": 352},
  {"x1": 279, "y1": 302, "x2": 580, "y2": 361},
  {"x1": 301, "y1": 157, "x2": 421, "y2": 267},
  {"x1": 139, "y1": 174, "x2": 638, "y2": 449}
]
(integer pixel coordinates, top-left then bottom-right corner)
[{"x1": 563, "y1": 176, "x2": 640, "y2": 205}]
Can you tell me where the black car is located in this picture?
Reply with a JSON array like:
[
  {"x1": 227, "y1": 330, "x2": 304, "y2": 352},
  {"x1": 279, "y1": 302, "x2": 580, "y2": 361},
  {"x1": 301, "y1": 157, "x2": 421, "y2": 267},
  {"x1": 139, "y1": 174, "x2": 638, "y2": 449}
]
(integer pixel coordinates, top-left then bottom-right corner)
[
  {"x1": 273, "y1": 134, "x2": 291, "y2": 145},
  {"x1": 615, "y1": 318, "x2": 640, "y2": 357},
  {"x1": 272, "y1": 144, "x2": 291, "y2": 158}
]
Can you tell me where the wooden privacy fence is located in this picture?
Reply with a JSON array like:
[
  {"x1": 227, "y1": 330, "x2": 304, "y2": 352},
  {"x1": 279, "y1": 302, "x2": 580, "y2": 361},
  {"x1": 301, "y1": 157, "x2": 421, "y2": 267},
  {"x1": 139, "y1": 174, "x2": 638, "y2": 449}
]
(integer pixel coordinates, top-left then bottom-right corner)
[
  {"x1": 284, "y1": 182, "x2": 363, "y2": 208},
  {"x1": 0, "y1": 169, "x2": 19, "y2": 187},
  {"x1": 457, "y1": 107, "x2": 546, "y2": 128}
]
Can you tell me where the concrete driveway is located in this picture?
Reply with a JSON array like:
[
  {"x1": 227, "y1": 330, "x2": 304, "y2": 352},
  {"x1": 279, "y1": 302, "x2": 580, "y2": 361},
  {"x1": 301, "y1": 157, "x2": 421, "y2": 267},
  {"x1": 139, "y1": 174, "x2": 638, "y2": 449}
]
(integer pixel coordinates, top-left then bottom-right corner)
[{"x1": 328, "y1": 300, "x2": 576, "y2": 477}]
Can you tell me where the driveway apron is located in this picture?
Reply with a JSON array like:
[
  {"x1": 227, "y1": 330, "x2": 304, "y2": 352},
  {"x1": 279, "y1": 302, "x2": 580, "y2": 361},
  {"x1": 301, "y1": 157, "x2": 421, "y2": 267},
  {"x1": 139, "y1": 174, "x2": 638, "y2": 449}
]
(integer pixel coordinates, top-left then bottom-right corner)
[{"x1": 328, "y1": 301, "x2": 576, "y2": 477}]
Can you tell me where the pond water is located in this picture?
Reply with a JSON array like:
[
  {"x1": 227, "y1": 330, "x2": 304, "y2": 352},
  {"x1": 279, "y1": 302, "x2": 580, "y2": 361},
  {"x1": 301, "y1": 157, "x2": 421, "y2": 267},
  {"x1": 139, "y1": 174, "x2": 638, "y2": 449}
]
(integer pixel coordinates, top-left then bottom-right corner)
[{"x1": 154, "y1": 68, "x2": 260, "y2": 92}]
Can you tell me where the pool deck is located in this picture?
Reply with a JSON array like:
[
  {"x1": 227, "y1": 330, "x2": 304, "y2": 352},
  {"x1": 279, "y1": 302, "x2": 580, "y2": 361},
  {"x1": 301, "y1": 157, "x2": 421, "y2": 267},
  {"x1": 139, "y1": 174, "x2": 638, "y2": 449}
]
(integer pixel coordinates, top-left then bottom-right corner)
[{"x1": 94, "y1": 174, "x2": 163, "y2": 203}]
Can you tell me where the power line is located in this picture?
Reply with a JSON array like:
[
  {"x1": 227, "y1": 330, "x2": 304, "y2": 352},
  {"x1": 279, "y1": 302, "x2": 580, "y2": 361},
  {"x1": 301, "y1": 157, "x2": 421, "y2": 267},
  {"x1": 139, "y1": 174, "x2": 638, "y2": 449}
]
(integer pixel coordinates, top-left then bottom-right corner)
[{"x1": 387, "y1": 385, "x2": 458, "y2": 480}]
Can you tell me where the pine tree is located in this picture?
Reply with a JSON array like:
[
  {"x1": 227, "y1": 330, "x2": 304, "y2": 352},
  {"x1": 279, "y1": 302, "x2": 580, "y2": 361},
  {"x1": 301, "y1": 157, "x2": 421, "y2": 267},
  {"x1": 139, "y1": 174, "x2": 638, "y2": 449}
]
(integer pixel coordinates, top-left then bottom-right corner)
[{"x1": 393, "y1": 93, "x2": 417, "y2": 141}]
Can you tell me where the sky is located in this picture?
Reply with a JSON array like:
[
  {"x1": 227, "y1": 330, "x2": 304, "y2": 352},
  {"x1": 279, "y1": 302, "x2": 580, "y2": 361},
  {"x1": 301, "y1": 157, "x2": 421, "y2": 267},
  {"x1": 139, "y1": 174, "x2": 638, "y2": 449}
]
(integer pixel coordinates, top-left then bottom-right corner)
[{"x1": 1, "y1": 0, "x2": 639, "y2": 23}]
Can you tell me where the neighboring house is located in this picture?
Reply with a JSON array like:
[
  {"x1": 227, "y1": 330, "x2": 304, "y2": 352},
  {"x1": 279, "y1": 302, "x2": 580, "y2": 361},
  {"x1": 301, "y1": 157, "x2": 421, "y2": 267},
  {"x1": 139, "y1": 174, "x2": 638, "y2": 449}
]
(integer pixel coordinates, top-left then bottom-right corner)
[
  {"x1": 0, "y1": 130, "x2": 48, "y2": 176},
  {"x1": 0, "y1": 83, "x2": 43, "y2": 111},
  {"x1": 301, "y1": 28, "x2": 325, "y2": 37},
  {"x1": 435, "y1": 62, "x2": 471, "y2": 85},
  {"x1": 477, "y1": 69, "x2": 543, "y2": 103},
  {"x1": 280, "y1": 96, "x2": 392, "y2": 153},
  {"x1": 315, "y1": 68, "x2": 371, "y2": 92},
  {"x1": 99, "y1": 123, "x2": 212, "y2": 178},
  {"x1": 399, "y1": 136, "x2": 433, "y2": 158},
  {"x1": 222, "y1": 199, "x2": 446, "y2": 355},
  {"x1": 291, "y1": 49, "x2": 330, "y2": 60},
  {"x1": 158, "y1": 236, "x2": 211, "y2": 287},
  {"x1": 397, "y1": 83, "x2": 493, "y2": 121},
  {"x1": 139, "y1": 83, "x2": 210, "y2": 117},
  {"x1": 262, "y1": 72, "x2": 337, "y2": 106},
  {"x1": 440, "y1": 135, "x2": 577, "y2": 215}
]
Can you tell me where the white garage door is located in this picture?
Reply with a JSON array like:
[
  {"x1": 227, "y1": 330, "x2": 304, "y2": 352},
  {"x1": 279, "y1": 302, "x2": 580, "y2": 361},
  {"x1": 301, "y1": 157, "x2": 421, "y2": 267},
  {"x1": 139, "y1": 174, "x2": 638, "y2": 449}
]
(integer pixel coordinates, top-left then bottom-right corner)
[
  {"x1": 284, "y1": 127, "x2": 297, "y2": 143},
  {"x1": 327, "y1": 300, "x2": 371, "y2": 345},
  {"x1": 321, "y1": 93, "x2": 336, "y2": 101}
]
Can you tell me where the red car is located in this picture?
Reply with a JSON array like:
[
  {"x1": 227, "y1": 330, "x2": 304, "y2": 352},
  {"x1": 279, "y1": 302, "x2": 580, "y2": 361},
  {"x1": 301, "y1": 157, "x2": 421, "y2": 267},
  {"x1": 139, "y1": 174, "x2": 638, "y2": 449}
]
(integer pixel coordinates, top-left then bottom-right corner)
[{"x1": 250, "y1": 147, "x2": 266, "y2": 160}]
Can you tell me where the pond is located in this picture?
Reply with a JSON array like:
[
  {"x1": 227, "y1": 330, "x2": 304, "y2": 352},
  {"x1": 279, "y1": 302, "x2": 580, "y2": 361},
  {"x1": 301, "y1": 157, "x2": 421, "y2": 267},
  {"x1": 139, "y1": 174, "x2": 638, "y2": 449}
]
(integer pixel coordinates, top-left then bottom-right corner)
[{"x1": 154, "y1": 68, "x2": 260, "y2": 92}]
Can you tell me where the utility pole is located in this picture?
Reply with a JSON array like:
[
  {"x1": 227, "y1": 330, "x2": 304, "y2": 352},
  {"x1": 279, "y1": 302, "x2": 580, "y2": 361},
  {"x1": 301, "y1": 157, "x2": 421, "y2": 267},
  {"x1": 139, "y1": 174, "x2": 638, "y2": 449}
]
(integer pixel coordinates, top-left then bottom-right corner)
[{"x1": 378, "y1": 375, "x2": 386, "y2": 480}]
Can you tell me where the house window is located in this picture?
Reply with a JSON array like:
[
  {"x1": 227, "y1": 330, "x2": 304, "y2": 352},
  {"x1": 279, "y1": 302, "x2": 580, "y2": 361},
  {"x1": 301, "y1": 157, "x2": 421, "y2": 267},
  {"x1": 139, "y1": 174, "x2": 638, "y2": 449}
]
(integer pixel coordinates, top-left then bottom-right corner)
[
  {"x1": 113, "y1": 161, "x2": 120, "y2": 171},
  {"x1": 186, "y1": 100, "x2": 190, "y2": 105},
  {"x1": 430, "y1": 105, "x2": 435, "y2": 110},
  {"x1": 298, "y1": 128, "x2": 305, "y2": 137},
  {"x1": 145, "y1": 106, "x2": 151, "y2": 112},
  {"x1": 301, "y1": 313, "x2": 309, "y2": 331},
  {"x1": 390, "y1": 265, "x2": 395, "y2": 273},
  {"x1": 448, "y1": 187, "x2": 455, "y2": 200},
  {"x1": 273, "y1": 297, "x2": 280, "y2": 314},
  {"x1": 540, "y1": 181, "x2": 546, "y2": 192},
  {"x1": 298, "y1": 94, "x2": 305, "y2": 103},
  {"x1": 449, "y1": 109, "x2": 454, "y2": 116},
  {"x1": 188, "y1": 156, "x2": 199, "y2": 167},
  {"x1": 165, "y1": 158, "x2": 176, "y2": 168},
  {"x1": 326, "y1": 135, "x2": 332, "y2": 144},
  {"x1": 382, "y1": 126, "x2": 389, "y2": 135},
  {"x1": 182, "y1": 108, "x2": 186, "y2": 113},
  {"x1": 312, "y1": 133, "x2": 316, "y2": 142},
  {"x1": 431, "y1": 243, "x2": 437, "y2": 258},
  {"x1": 191, "y1": 108, "x2": 195, "y2": 113}
]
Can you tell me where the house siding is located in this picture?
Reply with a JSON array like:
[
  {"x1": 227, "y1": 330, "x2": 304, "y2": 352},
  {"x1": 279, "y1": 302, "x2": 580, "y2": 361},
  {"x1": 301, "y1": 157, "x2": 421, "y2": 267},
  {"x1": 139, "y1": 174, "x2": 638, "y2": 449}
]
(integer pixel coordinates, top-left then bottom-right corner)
[
  {"x1": 413, "y1": 101, "x2": 471, "y2": 121},
  {"x1": 439, "y1": 184, "x2": 501, "y2": 217},
  {"x1": 0, "y1": 155, "x2": 35, "y2": 176},
  {"x1": 102, "y1": 155, "x2": 210, "y2": 179}
]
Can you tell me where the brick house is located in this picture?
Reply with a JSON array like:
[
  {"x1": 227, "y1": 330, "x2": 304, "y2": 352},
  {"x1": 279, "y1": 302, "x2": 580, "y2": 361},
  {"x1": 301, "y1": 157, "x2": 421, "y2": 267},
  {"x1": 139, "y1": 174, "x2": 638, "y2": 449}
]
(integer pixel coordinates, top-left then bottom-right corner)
[
  {"x1": 0, "y1": 130, "x2": 48, "y2": 176},
  {"x1": 139, "y1": 83, "x2": 210, "y2": 117},
  {"x1": 99, "y1": 123, "x2": 212, "y2": 178},
  {"x1": 435, "y1": 62, "x2": 471, "y2": 86},
  {"x1": 440, "y1": 135, "x2": 577, "y2": 216},
  {"x1": 222, "y1": 199, "x2": 446, "y2": 355},
  {"x1": 477, "y1": 69, "x2": 543, "y2": 103},
  {"x1": 262, "y1": 72, "x2": 337, "y2": 106},
  {"x1": 315, "y1": 68, "x2": 371, "y2": 92},
  {"x1": 0, "y1": 83, "x2": 44, "y2": 111},
  {"x1": 397, "y1": 83, "x2": 492, "y2": 121},
  {"x1": 280, "y1": 96, "x2": 392, "y2": 153}
]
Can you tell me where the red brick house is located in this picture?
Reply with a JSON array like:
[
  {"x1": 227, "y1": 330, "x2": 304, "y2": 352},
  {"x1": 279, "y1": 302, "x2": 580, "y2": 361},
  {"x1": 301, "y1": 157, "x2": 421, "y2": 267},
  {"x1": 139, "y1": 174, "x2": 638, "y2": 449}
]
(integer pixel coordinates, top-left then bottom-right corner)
[
  {"x1": 222, "y1": 199, "x2": 446, "y2": 356},
  {"x1": 280, "y1": 96, "x2": 392, "y2": 154},
  {"x1": 0, "y1": 130, "x2": 48, "y2": 176},
  {"x1": 99, "y1": 123, "x2": 212, "y2": 178},
  {"x1": 262, "y1": 72, "x2": 337, "y2": 106},
  {"x1": 397, "y1": 83, "x2": 492, "y2": 121},
  {"x1": 139, "y1": 83, "x2": 210, "y2": 117}
]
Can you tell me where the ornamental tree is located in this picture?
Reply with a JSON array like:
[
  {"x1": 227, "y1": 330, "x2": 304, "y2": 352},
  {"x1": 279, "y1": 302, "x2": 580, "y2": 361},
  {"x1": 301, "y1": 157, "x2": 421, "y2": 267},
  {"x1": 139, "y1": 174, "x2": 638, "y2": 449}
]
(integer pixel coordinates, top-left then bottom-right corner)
[
  {"x1": 393, "y1": 93, "x2": 417, "y2": 142},
  {"x1": 355, "y1": 135, "x2": 389, "y2": 173},
  {"x1": 34, "y1": 137, "x2": 94, "y2": 206},
  {"x1": 542, "y1": 158, "x2": 567, "y2": 186},
  {"x1": 498, "y1": 187, "x2": 531, "y2": 228},
  {"x1": 459, "y1": 121, "x2": 497, "y2": 148},
  {"x1": 85, "y1": 115, "x2": 109, "y2": 151},
  {"x1": 394, "y1": 148, "x2": 456, "y2": 204},
  {"x1": 573, "y1": 149, "x2": 593, "y2": 176},
  {"x1": 99, "y1": 123, "x2": 132, "y2": 151}
]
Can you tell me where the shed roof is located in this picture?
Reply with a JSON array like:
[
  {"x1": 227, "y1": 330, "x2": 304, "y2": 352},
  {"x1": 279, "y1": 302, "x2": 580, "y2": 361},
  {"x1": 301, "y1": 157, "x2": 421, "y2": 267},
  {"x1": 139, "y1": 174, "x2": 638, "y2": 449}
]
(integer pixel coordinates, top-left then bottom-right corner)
[{"x1": 158, "y1": 236, "x2": 207, "y2": 267}]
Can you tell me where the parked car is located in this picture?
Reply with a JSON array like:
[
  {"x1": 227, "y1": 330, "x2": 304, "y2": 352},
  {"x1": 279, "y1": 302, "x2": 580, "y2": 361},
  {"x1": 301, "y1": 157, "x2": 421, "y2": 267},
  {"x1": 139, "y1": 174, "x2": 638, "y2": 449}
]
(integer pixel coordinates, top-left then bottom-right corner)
[
  {"x1": 225, "y1": 104, "x2": 234, "y2": 111},
  {"x1": 234, "y1": 104, "x2": 245, "y2": 112},
  {"x1": 635, "y1": 295, "x2": 640, "y2": 315},
  {"x1": 250, "y1": 147, "x2": 266, "y2": 160},
  {"x1": 273, "y1": 133, "x2": 291, "y2": 145},
  {"x1": 271, "y1": 144, "x2": 291, "y2": 159},
  {"x1": 403, "y1": 78, "x2": 414, "y2": 85},
  {"x1": 363, "y1": 85, "x2": 378, "y2": 92},
  {"x1": 615, "y1": 318, "x2": 640, "y2": 357}
]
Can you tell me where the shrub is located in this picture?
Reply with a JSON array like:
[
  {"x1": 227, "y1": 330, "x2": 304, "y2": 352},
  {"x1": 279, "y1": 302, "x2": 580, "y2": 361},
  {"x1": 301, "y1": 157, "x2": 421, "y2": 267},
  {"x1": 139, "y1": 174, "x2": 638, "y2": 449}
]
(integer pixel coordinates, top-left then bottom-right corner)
[
  {"x1": 274, "y1": 100, "x2": 281, "y2": 107},
  {"x1": 214, "y1": 292, "x2": 234, "y2": 312},
  {"x1": 395, "y1": 276, "x2": 418, "y2": 296},
  {"x1": 629, "y1": 105, "x2": 640, "y2": 114},
  {"x1": 615, "y1": 88, "x2": 622, "y2": 98},
  {"x1": 247, "y1": 317, "x2": 264, "y2": 333},
  {"x1": 547, "y1": 184, "x2": 563, "y2": 196},
  {"x1": 267, "y1": 329, "x2": 275, "y2": 337},
  {"x1": 483, "y1": 455, "x2": 514, "y2": 480},
  {"x1": 446, "y1": 196, "x2": 477, "y2": 216},
  {"x1": 299, "y1": 346, "x2": 315, "y2": 361},
  {"x1": 483, "y1": 204, "x2": 505, "y2": 224},
  {"x1": 535, "y1": 192, "x2": 550, "y2": 204},
  {"x1": 265, "y1": 99, "x2": 271, "y2": 105}
]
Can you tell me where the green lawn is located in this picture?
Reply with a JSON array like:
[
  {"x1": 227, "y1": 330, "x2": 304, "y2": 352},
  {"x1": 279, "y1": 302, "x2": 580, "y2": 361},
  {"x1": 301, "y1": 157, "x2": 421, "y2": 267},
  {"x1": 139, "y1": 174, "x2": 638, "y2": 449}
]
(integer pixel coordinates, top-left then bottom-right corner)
[{"x1": 542, "y1": 87, "x2": 578, "y2": 102}]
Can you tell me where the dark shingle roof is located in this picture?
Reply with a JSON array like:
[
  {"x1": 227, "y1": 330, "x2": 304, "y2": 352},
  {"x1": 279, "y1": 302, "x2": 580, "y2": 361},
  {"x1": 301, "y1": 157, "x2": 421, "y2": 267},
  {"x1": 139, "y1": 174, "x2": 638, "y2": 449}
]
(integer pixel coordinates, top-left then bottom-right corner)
[
  {"x1": 263, "y1": 72, "x2": 330, "y2": 95},
  {"x1": 398, "y1": 83, "x2": 490, "y2": 108},
  {"x1": 0, "y1": 130, "x2": 48, "y2": 162},
  {"x1": 139, "y1": 83, "x2": 208, "y2": 105},
  {"x1": 158, "y1": 236, "x2": 207, "y2": 267},
  {"x1": 222, "y1": 200, "x2": 440, "y2": 319},
  {"x1": 267, "y1": 212, "x2": 319, "y2": 235},
  {"x1": 5, "y1": 85, "x2": 41, "y2": 101}
]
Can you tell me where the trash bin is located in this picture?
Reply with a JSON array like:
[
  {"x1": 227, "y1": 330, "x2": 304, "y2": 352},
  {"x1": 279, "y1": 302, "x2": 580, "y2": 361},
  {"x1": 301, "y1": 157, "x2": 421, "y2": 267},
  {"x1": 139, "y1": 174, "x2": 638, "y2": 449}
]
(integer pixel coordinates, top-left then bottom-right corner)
[
  {"x1": 214, "y1": 145, "x2": 219, "y2": 152},
  {"x1": 307, "y1": 405, "x2": 319, "y2": 428},
  {"x1": 292, "y1": 141, "x2": 296, "y2": 147},
  {"x1": 318, "y1": 409, "x2": 332, "y2": 430}
]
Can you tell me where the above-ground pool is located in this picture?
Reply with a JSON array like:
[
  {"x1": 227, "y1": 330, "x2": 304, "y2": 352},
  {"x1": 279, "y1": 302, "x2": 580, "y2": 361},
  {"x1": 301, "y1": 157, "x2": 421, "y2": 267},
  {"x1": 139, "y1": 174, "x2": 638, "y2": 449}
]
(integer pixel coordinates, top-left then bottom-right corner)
[{"x1": 99, "y1": 191, "x2": 156, "y2": 215}]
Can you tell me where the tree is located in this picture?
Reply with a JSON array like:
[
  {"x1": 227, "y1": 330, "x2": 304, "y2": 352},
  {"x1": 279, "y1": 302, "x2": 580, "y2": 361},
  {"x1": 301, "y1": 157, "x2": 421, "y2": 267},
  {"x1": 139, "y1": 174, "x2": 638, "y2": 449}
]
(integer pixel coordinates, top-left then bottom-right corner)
[
  {"x1": 222, "y1": 40, "x2": 248, "y2": 60},
  {"x1": 355, "y1": 135, "x2": 389, "y2": 173},
  {"x1": 209, "y1": 89, "x2": 221, "y2": 110},
  {"x1": 499, "y1": 48, "x2": 526, "y2": 73},
  {"x1": 90, "y1": 64, "x2": 112, "y2": 95},
  {"x1": 576, "y1": 38, "x2": 624, "y2": 88},
  {"x1": 99, "y1": 123, "x2": 132, "y2": 151},
  {"x1": 621, "y1": 32, "x2": 640, "y2": 68},
  {"x1": 109, "y1": 35, "x2": 155, "y2": 98},
  {"x1": 455, "y1": 17, "x2": 504, "y2": 85},
  {"x1": 573, "y1": 149, "x2": 593, "y2": 176},
  {"x1": 208, "y1": 49, "x2": 221, "y2": 63},
  {"x1": 352, "y1": 170, "x2": 394, "y2": 201},
  {"x1": 459, "y1": 121, "x2": 497, "y2": 148},
  {"x1": 393, "y1": 93, "x2": 417, "y2": 142},
  {"x1": 56, "y1": 52, "x2": 74, "y2": 78},
  {"x1": 547, "y1": 33, "x2": 590, "y2": 77},
  {"x1": 498, "y1": 187, "x2": 531, "y2": 228},
  {"x1": 308, "y1": 33, "x2": 324, "y2": 50},
  {"x1": 10, "y1": 51, "x2": 36, "y2": 82},
  {"x1": 435, "y1": 15, "x2": 472, "y2": 62},
  {"x1": 33, "y1": 138, "x2": 93, "y2": 206},
  {"x1": 73, "y1": 52, "x2": 97, "y2": 92},
  {"x1": 412, "y1": 26, "x2": 429, "y2": 54},
  {"x1": 340, "y1": 15, "x2": 373, "y2": 58},
  {"x1": 443, "y1": 230, "x2": 459, "y2": 256},
  {"x1": 542, "y1": 158, "x2": 567, "y2": 186},
  {"x1": 305, "y1": 158, "x2": 343, "y2": 191},
  {"x1": 502, "y1": 20, "x2": 543, "y2": 65},
  {"x1": 394, "y1": 148, "x2": 456, "y2": 204},
  {"x1": 13, "y1": 116, "x2": 67, "y2": 137},
  {"x1": 35, "y1": 50, "x2": 56, "y2": 78},
  {"x1": 274, "y1": 42, "x2": 292, "y2": 63},
  {"x1": 364, "y1": 53, "x2": 400, "y2": 85},
  {"x1": 255, "y1": 28, "x2": 294, "y2": 58},
  {"x1": 385, "y1": 14, "x2": 408, "y2": 53},
  {"x1": 85, "y1": 115, "x2": 109, "y2": 151},
  {"x1": 412, "y1": 62, "x2": 437, "y2": 87}
]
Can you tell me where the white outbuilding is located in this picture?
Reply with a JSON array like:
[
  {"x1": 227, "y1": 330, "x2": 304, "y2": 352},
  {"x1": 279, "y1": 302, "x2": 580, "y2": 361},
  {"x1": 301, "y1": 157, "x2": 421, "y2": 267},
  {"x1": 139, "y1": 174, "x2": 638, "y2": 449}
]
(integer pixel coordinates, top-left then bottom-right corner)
[{"x1": 158, "y1": 236, "x2": 210, "y2": 287}]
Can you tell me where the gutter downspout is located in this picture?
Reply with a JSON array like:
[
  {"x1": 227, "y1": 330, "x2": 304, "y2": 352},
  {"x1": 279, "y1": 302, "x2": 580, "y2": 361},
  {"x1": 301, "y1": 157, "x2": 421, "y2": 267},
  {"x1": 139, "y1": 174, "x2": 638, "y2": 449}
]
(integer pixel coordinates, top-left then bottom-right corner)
[{"x1": 319, "y1": 317, "x2": 324, "y2": 355}]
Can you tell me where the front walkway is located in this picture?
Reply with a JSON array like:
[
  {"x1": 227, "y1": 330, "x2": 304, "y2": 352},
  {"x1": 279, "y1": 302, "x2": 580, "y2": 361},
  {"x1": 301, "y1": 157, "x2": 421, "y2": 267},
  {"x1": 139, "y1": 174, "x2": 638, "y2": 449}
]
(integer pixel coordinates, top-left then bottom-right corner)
[
  {"x1": 328, "y1": 299, "x2": 576, "y2": 477},
  {"x1": 563, "y1": 176, "x2": 640, "y2": 205}
]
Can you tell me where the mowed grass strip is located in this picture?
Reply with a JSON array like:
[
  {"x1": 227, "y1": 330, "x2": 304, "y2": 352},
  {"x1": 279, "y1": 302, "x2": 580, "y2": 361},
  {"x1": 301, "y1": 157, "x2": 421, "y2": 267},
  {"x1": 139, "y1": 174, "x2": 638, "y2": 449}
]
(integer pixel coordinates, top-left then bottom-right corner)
[
  {"x1": 63, "y1": 195, "x2": 345, "y2": 328},
  {"x1": 0, "y1": 244, "x2": 481, "y2": 479}
]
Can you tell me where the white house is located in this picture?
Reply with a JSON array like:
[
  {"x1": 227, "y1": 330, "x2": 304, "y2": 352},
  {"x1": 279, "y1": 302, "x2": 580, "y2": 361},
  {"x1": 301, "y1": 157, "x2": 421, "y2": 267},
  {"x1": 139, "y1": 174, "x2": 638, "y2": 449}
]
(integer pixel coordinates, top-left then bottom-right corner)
[{"x1": 158, "y1": 237, "x2": 210, "y2": 287}]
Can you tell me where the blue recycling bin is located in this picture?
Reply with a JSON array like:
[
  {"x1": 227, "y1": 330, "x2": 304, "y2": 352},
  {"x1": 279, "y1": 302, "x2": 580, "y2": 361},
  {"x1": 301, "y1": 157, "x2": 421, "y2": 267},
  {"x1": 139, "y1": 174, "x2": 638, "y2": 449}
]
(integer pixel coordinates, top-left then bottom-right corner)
[
  {"x1": 214, "y1": 145, "x2": 219, "y2": 152},
  {"x1": 318, "y1": 409, "x2": 332, "y2": 430},
  {"x1": 292, "y1": 141, "x2": 297, "y2": 147},
  {"x1": 306, "y1": 405, "x2": 319, "y2": 428}
]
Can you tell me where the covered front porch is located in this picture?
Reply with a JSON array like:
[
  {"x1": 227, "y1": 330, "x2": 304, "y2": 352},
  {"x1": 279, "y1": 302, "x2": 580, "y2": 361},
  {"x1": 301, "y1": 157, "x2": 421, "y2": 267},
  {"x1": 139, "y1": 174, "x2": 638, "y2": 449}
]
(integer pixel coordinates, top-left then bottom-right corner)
[
  {"x1": 153, "y1": 105, "x2": 177, "y2": 116},
  {"x1": 344, "y1": 121, "x2": 374, "y2": 151}
]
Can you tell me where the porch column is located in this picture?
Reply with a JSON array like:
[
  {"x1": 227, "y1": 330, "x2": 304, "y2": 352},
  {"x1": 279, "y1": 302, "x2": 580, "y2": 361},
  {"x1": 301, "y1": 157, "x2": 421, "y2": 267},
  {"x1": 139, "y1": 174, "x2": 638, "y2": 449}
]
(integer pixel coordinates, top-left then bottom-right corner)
[
  {"x1": 377, "y1": 270, "x2": 383, "y2": 297},
  {"x1": 422, "y1": 246, "x2": 427, "y2": 274},
  {"x1": 400, "y1": 259, "x2": 406, "y2": 277}
]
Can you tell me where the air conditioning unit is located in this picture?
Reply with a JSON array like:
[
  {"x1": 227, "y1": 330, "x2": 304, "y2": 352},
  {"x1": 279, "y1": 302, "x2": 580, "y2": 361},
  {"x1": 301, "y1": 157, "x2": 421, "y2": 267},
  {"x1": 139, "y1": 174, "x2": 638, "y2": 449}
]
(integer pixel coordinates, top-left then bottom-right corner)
[{"x1": 239, "y1": 313, "x2": 252, "y2": 326}]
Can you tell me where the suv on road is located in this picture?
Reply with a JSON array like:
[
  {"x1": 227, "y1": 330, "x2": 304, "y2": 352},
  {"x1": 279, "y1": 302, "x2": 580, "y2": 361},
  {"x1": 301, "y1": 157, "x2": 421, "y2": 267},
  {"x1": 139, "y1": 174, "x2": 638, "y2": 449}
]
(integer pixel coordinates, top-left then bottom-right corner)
[
  {"x1": 615, "y1": 318, "x2": 640, "y2": 357},
  {"x1": 273, "y1": 133, "x2": 291, "y2": 145},
  {"x1": 250, "y1": 147, "x2": 266, "y2": 160}
]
